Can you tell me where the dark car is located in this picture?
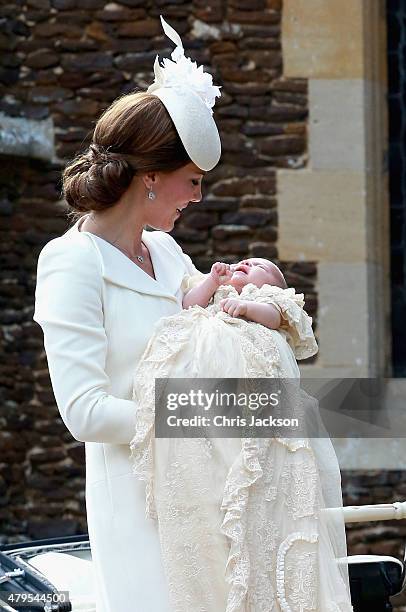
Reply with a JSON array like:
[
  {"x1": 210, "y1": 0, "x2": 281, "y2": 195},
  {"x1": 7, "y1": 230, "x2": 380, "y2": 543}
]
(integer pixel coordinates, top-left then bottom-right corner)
[
  {"x1": 0, "y1": 535, "x2": 95, "y2": 611},
  {"x1": 0, "y1": 532, "x2": 405, "y2": 611}
]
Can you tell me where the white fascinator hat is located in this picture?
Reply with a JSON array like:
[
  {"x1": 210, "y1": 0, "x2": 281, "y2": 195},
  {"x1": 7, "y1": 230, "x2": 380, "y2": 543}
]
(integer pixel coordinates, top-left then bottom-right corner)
[{"x1": 147, "y1": 16, "x2": 222, "y2": 172}]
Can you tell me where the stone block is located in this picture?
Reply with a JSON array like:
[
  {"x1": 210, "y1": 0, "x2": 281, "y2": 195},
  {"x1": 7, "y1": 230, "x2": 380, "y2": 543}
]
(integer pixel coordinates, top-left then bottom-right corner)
[
  {"x1": 242, "y1": 123, "x2": 284, "y2": 136},
  {"x1": 110, "y1": 39, "x2": 152, "y2": 53},
  {"x1": 229, "y1": 0, "x2": 267, "y2": 9},
  {"x1": 0, "y1": 199, "x2": 13, "y2": 216},
  {"x1": 114, "y1": 51, "x2": 157, "y2": 71},
  {"x1": 210, "y1": 41, "x2": 237, "y2": 54},
  {"x1": 51, "y1": 0, "x2": 77, "y2": 9},
  {"x1": 225, "y1": 82, "x2": 272, "y2": 95},
  {"x1": 238, "y1": 24, "x2": 280, "y2": 38},
  {"x1": 220, "y1": 68, "x2": 269, "y2": 84},
  {"x1": 27, "y1": 86, "x2": 73, "y2": 103},
  {"x1": 283, "y1": 271, "x2": 314, "y2": 290},
  {"x1": 29, "y1": 448, "x2": 66, "y2": 463},
  {"x1": 202, "y1": 197, "x2": 239, "y2": 212},
  {"x1": 241, "y1": 195, "x2": 277, "y2": 209},
  {"x1": 24, "y1": 49, "x2": 59, "y2": 68},
  {"x1": 84, "y1": 21, "x2": 110, "y2": 42},
  {"x1": 229, "y1": 10, "x2": 279, "y2": 25},
  {"x1": 0, "y1": 113, "x2": 55, "y2": 161},
  {"x1": 277, "y1": 169, "x2": 367, "y2": 262},
  {"x1": 282, "y1": 0, "x2": 363, "y2": 78},
  {"x1": 55, "y1": 39, "x2": 97, "y2": 52},
  {"x1": 215, "y1": 238, "x2": 250, "y2": 254},
  {"x1": 178, "y1": 242, "x2": 208, "y2": 256},
  {"x1": 221, "y1": 132, "x2": 249, "y2": 153},
  {"x1": 117, "y1": 0, "x2": 145, "y2": 6},
  {"x1": 309, "y1": 79, "x2": 366, "y2": 171},
  {"x1": 170, "y1": 227, "x2": 208, "y2": 243},
  {"x1": 316, "y1": 262, "x2": 386, "y2": 373},
  {"x1": 194, "y1": 7, "x2": 223, "y2": 24},
  {"x1": 283, "y1": 122, "x2": 306, "y2": 136},
  {"x1": 236, "y1": 95, "x2": 272, "y2": 107},
  {"x1": 221, "y1": 150, "x2": 260, "y2": 167},
  {"x1": 28, "y1": 0, "x2": 50, "y2": 7},
  {"x1": 256, "y1": 226, "x2": 278, "y2": 242},
  {"x1": 258, "y1": 134, "x2": 306, "y2": 156},
  {"x1": 217, "y1": 104, "x2": 249, "y2": 119},
  {"x1": 191, "y1": 19, "x2": 222, "y2": 41},
  {"x1": 273, "y1": 91, "x2": 307, "y2": 106},
  {"x1": 242, "y1": 49, "x2": 282, "y2": 69},
  {"x1": 61, "y1": 52, "x2": 113, "y2": 71},
  {"x1": 248, "y1": 104, "x2": 307, "y2": 122},
  {"x1": 222, "y1": 209, "x2": 275, "y2": 227},
  {"x1": 248, "y1": 242, "x2": 277, "y2": 258},
  {"x1": 240, "y1": 37, "x2": 280, "y2": 50},
  {"x1": 183, "y1": 211, "x2": 214, "y2": 230},
  {"x1": 54, "y1": 98, "x2": 100, "y2": 116},
  {"x1": 96, "y1": 5, "x2": 143, "y2": 21},
  {"x1": 271, "y1": 77, "x2": 307, "y2": 93},
  {"x1": 78, "y1": 0, "x2": 106, "y2": 6},
  {"x1": 212, "y1": 224, "x2": 251, "y2": 239},
  {"x1": 116, "y1": 19, "x2": 161, "y2": 38},
  {"x1": 212, "y1": 176, "x2": 276, "y2": 197},
  {"x1": 33, "y1": 21, "x2": 82, "y2": 38},
  {"x1": 267, "y1": 0, "x2": 282, "y2": 8}
]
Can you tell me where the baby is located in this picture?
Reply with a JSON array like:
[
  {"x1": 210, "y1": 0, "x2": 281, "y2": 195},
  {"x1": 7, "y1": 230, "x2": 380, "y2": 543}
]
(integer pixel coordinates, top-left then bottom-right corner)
[
  {"x1": 128, "y1": 256, "x2": 350, "y2": 612},
  {"x1": 183, "y1": 257, "x2": 288, "y2": 330}
]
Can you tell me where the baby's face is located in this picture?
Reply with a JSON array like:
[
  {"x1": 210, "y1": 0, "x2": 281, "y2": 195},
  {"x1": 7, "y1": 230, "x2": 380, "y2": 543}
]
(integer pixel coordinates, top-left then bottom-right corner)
[{"x1": 228, "y1": 258, "x2": 283, "y2": 291}]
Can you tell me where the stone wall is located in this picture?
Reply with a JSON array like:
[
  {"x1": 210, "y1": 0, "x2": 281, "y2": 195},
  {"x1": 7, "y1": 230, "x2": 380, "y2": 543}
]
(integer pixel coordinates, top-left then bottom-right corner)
[
  {"x1": 0, "y1": 155, "x2": 85, "y2": 541},
  {"x1": 0, "y1": 0, "x2": 319, "y2": 543},
  {"x1": 0, "y1": 5, "x2": 405, "y2": 610},
  {"x1": 280, "y1": 0, "x2": 391, "y2": 379}
]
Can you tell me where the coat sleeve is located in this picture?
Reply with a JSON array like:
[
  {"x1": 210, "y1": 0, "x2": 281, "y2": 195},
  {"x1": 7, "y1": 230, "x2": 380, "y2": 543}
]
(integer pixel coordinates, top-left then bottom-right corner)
[{"x1": 33, "y1": 234, "x2": 137, "y2": 445}]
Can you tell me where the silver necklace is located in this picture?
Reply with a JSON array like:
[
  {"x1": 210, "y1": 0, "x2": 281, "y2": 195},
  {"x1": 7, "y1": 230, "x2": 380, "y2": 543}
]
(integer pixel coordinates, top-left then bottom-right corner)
[
  {"x1": 88, "y1": 214, "x2": 145, "y2": 264},
  {"x1": 112, "y1": 241, "x2": 145, "y2": 264}
]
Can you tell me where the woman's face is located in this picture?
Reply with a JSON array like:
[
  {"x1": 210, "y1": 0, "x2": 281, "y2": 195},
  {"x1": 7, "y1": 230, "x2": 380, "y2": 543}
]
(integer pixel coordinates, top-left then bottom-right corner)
[{"x1": 144, "y1": 162, "x2": 204, "y2": 231}]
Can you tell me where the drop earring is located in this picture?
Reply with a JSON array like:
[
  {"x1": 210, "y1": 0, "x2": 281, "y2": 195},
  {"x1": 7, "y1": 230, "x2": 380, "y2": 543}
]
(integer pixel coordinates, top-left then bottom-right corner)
[{"x1": 148, "y1": 187, "x2": 156, "y2": 200}]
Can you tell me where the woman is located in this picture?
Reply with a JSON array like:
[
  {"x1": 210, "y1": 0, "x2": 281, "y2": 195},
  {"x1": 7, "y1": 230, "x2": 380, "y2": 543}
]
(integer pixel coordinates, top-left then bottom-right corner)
[{"x1": 33, "y1": 17, "x2": 222, "y2": 612}]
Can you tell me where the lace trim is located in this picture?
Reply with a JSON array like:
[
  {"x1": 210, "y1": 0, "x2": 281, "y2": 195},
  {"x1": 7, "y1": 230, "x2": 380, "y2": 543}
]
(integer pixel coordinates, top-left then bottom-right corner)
[
  {"x1": 276, "y1": 532, "x2": 318, "y2": 612},
  {"x1": 219, "y1": 437, "x2": 322, "y2": 612},
  {"x1": 281, "y1": 456, "x2": 318, "y2": 520},
  {"x1": 181, "y1": 271, "x2": 206, "y2": 293},
  {"x1": 130, "y1": 310, "x2": 200, "y2": 519},
  {"x1": 219, "y1": 438, "x2": 263, "y2": 612},
  {"x1": 211, "y1": 283, "x2": 318, "y2": 360}
]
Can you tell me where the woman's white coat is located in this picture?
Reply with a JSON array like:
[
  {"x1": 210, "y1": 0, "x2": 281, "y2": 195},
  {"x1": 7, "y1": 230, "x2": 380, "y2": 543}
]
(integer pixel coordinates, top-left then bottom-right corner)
[{"x1": 33, "y1": 216, "x2": 199, "y2": 612}]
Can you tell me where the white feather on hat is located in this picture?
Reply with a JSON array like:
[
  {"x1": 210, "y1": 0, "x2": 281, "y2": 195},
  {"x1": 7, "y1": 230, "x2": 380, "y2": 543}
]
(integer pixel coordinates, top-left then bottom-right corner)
[{"x1": 147, "y1": 16, "x2": 222, "y2": 171}]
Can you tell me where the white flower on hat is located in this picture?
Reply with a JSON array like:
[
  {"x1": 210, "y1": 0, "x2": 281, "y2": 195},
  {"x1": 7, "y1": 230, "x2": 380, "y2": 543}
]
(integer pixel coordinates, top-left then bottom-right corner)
[{"x1": 147, "y1": 16, "x2": 221, "y2": 115}]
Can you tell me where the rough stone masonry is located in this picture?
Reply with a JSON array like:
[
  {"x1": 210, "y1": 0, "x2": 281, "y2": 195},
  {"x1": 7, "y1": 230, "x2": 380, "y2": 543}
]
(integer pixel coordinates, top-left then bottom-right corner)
[{"x1": 1, "y1": 8, "x2": 404, "y2": 604}]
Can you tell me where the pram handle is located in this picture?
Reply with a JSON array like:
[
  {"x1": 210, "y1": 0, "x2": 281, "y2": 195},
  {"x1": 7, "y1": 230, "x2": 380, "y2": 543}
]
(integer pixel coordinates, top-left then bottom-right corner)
[{"x1": 324, "y1": 501, "x2": 406, "y2": 523}]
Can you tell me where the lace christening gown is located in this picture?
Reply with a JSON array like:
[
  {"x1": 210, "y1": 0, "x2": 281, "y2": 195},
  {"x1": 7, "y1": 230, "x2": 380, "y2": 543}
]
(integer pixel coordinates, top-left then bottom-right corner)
[{"x1": 130, "y1": 283, "x2": 354, "y2": 612}]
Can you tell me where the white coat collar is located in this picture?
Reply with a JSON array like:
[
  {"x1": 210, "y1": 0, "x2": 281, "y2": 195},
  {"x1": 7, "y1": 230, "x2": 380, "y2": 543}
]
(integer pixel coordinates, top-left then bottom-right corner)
[{"x1": 64, "y1": 216, "x2": 182, "y2": 302}]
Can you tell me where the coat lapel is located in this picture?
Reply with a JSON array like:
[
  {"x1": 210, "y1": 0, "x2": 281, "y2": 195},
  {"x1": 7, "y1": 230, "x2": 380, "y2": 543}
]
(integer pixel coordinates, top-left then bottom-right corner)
[{"x1": 66, "y1": 219, "x2": 183, "y2": 302}]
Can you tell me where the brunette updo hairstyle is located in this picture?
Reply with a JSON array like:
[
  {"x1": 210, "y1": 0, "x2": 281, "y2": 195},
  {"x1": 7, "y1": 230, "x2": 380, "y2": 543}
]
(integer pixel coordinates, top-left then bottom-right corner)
[{"x1": 62, "y1": 91, "x2": 191, "y2": 214}]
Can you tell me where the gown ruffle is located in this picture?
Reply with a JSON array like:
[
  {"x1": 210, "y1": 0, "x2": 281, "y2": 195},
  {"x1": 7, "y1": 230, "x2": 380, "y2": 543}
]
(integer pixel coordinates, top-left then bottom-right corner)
[{"x1": 130, "y1": 284, "x2": 353, "y2": 612}]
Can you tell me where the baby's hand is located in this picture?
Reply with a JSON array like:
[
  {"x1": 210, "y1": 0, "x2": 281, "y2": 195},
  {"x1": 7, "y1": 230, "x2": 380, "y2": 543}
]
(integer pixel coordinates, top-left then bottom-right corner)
[
  {"x1": 210, "y1": 262, "x2": 233, "y2": 286},
  {"x1": 219, "y1": 298, "x2": 248, "y2": 318}
]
